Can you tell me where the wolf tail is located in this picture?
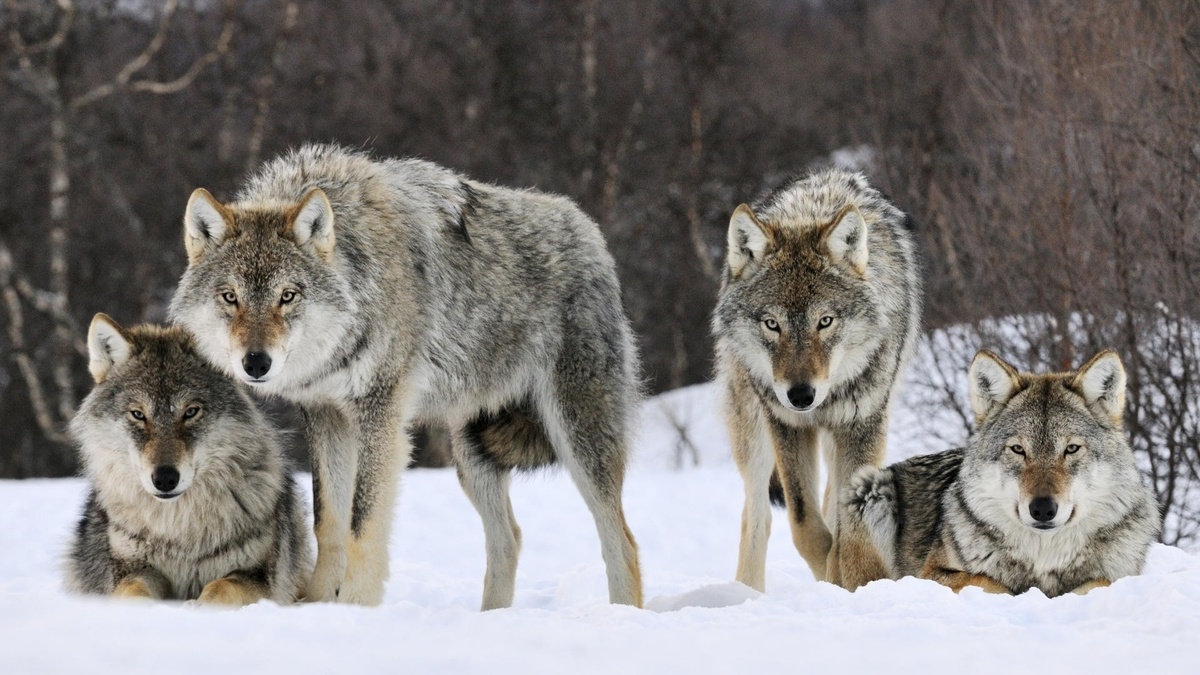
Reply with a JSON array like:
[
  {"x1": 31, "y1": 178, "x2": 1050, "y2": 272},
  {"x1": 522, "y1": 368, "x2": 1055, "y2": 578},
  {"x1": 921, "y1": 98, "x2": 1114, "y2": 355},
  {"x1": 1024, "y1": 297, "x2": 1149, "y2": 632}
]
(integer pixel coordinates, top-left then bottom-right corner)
[{"x1": 841, "y1": 465, "x2": 898, "y2": 576}]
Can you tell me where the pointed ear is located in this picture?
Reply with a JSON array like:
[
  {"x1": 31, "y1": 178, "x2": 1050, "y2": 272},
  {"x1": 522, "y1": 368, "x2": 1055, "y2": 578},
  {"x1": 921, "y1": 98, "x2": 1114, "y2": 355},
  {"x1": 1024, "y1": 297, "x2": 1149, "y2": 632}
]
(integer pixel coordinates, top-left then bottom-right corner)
[
  {"x1": 1072, "y1": 350, "x2": 1127, "y2": 427},
  {"x1": 820, "y1": 204, "x2": 869, "y2": 275},
  {"x1": 285, "y1": 188, "x2": 336, "y2": 262},
  {"x1": 87, "y1": 313, "x2": 132, "y2": 384},
  {"x1": 184, "y1": 188, "x2": 234, "y2": 265},
  {"x1": 969, "y1": 349, "x2": 1022, "y2": 426},
  {"x1": 727, "y1": 204, "x2": 775, "y2": 278}
]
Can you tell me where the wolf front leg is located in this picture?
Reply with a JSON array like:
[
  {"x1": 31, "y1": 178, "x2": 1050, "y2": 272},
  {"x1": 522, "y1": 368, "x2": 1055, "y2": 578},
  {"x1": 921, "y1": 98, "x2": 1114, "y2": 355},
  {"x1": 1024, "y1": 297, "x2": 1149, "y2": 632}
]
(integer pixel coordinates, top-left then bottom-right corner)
[
  {"x1": 769, "y1": 421, "x2": 833, "y2": 582},
  {"x1": 827, "y1": 415, "x2": 890, "y2": 590},
  {"x1": 197, "y1": 572, "x2": 269, "y2": 607},
  {"x1": 111, "y1": 569, "x2": 171, "y2": 601},
  {"x1": 302, "y1": 403, "x2": 358, "y2": 603},
  {"x1": 728, "y1": 381, "x2": 776, "y2": 592},
  {"x1": 919, "y1": 544, "x2": 1010, "y2": 594},
  {"x1": 1071, "y1": 579, "x2": 1111, "y2": 595},
  {"x1": 452, "y1": 420, "x2": 523, "y2": 611},
  {"x1": 337, "y1": 385, "x2": 411, "y2": 606}
]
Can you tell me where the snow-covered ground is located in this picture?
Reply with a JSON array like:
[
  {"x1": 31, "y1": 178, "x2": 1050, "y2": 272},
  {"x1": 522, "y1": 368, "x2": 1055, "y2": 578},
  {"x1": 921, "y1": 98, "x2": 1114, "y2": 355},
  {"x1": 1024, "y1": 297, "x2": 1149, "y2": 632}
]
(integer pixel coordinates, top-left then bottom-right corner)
[{"x1": 3, "y1": 368, "x2": 1199, "y2": 673}]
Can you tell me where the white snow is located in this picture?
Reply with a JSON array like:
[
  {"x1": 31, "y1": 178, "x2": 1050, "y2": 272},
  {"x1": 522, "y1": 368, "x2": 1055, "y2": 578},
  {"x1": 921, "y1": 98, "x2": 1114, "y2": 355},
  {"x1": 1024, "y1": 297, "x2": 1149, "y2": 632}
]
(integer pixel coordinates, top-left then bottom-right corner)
[{"x1": 3, "y1": 348, "x2": 1199, "y2": 673}]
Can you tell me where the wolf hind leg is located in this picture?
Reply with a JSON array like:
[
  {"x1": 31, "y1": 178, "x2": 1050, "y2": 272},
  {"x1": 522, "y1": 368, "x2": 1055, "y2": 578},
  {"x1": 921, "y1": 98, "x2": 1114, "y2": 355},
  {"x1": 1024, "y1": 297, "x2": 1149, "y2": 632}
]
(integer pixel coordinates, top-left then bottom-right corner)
[
  {"x1": 838, "y1": 465, "x2": 898, "y2": 586},
  {"x1": 540, "y1": 385, "x2": 642, "y2": 607},
  {"x1": 452, "y1": 418, "x2": 525, "y2": 611},
  {"x1": 827, "y1": 416, "x2": 890, "y2": 589}
]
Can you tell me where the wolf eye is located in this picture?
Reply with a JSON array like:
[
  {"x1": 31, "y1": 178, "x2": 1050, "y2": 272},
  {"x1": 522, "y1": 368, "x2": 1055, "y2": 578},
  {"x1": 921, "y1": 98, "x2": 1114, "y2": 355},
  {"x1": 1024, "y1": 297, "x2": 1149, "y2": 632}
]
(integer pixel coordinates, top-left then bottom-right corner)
[
  {"x1": 1065, "y1": 444, "x2": 1082, "y2": 455},
  {"x1": 280, "y1": 289, "x2": 298, "y2": 305},
  {"x1": 1008, "y1": 444, "x2": 1025, "y2": 456},
  {"x1": 817, "y1": 315, "x2": 834, "y2": 329},
  {"x1": 182, "y1": 406, "x2": 201, "y2": 420},
  {"x1": 220, "y1": 291, "x2": 238, "y2": 305},
  {"x1": 762, "y1": 318, "x2": 780, "y2": 332},
  {"x1": 129, "y1": 410, "x2": 146, "y2": 422}
]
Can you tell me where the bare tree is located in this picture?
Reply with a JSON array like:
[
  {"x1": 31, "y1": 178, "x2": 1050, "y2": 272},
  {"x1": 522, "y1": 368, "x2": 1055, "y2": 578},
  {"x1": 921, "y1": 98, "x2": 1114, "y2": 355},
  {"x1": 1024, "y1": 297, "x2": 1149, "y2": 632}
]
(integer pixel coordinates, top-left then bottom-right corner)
[{"x1": 1, "y1": 0, "x2": 234, "y2": 464}]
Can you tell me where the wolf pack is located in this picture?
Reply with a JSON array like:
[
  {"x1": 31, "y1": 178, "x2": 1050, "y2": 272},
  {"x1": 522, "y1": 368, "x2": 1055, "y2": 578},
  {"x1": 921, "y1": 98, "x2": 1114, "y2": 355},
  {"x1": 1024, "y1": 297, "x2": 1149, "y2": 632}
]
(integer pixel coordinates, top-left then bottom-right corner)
[{"x1": 63, "y1": 144, "x2": 1160, "y2": 609}]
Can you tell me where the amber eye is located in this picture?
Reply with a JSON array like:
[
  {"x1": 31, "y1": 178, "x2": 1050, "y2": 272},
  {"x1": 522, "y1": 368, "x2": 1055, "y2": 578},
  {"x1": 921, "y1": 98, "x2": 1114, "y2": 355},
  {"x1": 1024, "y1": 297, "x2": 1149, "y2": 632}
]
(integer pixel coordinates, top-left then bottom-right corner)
[
  {"x1": 1065, "y1": 444, "x2": 1082, "y2": 455},
  {"x1": 129, "y1": 410, "x2": 146, "y2": 422},
  {"x1": 221, "y1": 291, "x2": 238, "y2": 305},
  {"x1": 817, "y1": 316, "x2": 834, "y2": 329},
  {"x1": 1008, "y1": 444, "x2": 1025, "y2": 456},
  {"x1": 182, "y1": 406, "x2": 201, "y2": 420},
  {"x1": 280, "y1": 289, "x2": 298, "y2": 305},
  {"x1": 763, "y1": 318, "x2": 780, "y2": 332}
]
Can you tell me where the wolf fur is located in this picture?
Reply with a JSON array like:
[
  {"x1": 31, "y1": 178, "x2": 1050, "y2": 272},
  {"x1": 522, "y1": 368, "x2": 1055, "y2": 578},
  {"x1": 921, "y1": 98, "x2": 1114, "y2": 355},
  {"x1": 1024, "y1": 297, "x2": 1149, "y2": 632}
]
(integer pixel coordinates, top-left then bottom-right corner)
[
  {"x1": 713, "y1": 170, "x2": 922, "y2": 591},
  {"x1": 844, "y1": 349, "x2": 1161, "y2": 596},
  {"x1": 66, "y1": 315, "x2": 311, "y2": 605},
  {"x1": 169, "y1": 144, "x2": 642, "y2": 609}
]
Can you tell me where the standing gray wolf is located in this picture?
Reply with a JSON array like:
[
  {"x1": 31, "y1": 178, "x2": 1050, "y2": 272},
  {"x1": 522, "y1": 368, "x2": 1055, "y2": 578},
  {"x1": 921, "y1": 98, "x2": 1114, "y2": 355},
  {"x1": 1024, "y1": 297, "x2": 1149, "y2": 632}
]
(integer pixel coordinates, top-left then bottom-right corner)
[
  {"x1": 169, "y1": 144, "x2": 642, "y2": 609},
  {"x1": 713, "y1": 170, "x2": 922, "y2": 591},
  {"x1": 66, "y1": 315, "x2": 311, "y2": 605},
  {"x1": 843, "y1": 349, "x2": 1161, "y2": 596}
]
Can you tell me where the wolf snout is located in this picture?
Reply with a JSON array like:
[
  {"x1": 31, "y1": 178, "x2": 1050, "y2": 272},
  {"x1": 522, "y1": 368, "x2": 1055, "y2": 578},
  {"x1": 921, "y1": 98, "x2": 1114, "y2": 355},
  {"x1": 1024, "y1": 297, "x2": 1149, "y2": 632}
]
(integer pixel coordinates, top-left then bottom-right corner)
[
  {"x1": 151, "y1": 465, "x2": 181, "y2": 495},
  {"x1": 787, "y1": 383, "x2": 817, "y2": 410},
  {"x1": 1028, "y1": 496, "x2": 1058, "y2": 525},
  {"x1": 241, "y1": 351, "x2": 272, "y2": 379}
]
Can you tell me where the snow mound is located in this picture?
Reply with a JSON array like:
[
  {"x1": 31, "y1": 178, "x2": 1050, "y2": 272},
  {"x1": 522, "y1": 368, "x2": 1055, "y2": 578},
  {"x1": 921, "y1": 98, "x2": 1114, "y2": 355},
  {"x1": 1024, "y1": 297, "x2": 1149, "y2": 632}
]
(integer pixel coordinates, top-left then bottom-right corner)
[{"x1": 647, "y1": 581, "x2": 762, "y2": 612}]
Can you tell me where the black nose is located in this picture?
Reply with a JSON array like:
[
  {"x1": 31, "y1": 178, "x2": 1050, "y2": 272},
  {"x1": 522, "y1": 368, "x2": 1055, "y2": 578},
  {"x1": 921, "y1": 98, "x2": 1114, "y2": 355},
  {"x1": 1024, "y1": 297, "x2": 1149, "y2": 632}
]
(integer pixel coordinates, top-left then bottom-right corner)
[
  {"x1": 787, "y1": 383, "x2": 817, "y2": 409},
  {"x1": 242, "y1": 351, "x2": 272, "y2": 378},
  {"x1": 1029, "y1": 496, "x2": 1058, "y2": 522},
  {"x1": 151, "y1": 466, "x2": 180, "y2": 493}
]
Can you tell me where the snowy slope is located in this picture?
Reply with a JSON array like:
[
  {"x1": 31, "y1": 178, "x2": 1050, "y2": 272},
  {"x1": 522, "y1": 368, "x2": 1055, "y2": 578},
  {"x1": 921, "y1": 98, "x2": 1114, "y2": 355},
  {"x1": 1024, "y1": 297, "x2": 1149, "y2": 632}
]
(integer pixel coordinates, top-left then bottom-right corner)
[{"x1": 2, "y1": 360, "x2": 1199, "y2": 673}]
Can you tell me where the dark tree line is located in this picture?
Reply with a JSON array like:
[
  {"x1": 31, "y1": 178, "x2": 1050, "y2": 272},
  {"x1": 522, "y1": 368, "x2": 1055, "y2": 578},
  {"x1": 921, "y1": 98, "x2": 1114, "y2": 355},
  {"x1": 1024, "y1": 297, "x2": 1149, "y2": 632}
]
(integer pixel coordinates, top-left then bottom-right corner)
[{"x1": 2, "y1": 0, "x2": 1198, "y2": 542}]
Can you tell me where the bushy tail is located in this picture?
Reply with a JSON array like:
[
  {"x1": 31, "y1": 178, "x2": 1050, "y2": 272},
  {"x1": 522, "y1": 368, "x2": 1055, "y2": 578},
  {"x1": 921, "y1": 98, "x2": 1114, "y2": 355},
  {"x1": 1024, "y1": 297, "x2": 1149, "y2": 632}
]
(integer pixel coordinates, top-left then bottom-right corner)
[{"x1": 841, "y1": 466, "x2": 898, "y2": 577}]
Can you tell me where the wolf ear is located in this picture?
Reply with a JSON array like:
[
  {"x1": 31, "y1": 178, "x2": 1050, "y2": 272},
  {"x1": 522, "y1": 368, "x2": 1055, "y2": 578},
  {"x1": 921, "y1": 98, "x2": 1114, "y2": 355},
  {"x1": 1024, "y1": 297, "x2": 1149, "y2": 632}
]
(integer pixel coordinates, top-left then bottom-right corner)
[
  {"x1": 821, "y1": 204, "x2": 869, "y2": 275},
  {"x1": 286, "y1": 188, "x2": 336, "y2": 262},
  {"x1": 969, "y1": 349, "x2": 1022, "y2": 426},
  {"x1": 1072, "y1": 350, "x2": 1126, "y2": 427},
  {"x1": 184, "y1": 188, "x2": 233, "y2": 265},
  {"x1": 727, "y1": 204, "x2": 774, "y2": 278},
  {"x1": 87, "y1": 313, "x2": 132, "y2": 384}
]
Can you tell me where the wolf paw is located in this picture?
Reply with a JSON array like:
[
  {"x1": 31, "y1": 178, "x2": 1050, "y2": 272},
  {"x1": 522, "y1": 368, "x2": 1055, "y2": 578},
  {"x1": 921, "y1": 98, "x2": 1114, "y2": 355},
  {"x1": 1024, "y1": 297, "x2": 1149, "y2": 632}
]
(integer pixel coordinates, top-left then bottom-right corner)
[
  {"x1": 196, "y1": 578, "x2": 263, "y2": 607},
  {"x1": 306, "y1": 550, "x2": 348, "y2": 602}
]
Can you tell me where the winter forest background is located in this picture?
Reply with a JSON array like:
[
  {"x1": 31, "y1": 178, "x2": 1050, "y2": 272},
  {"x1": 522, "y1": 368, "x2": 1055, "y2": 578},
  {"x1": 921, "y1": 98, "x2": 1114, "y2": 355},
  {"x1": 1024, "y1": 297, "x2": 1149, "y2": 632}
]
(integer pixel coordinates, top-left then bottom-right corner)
[{"x1": 2, "y1": 1, "x2": 1199, "y2": 543}]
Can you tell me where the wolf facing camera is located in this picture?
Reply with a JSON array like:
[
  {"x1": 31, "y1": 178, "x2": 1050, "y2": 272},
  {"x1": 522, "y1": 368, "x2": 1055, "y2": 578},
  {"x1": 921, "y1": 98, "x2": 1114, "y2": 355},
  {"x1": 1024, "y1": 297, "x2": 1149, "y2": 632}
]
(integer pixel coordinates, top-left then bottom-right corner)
[
  {"x1": 844, "y1": 349, "x2": 1161, "y2": 596},
  {"x1": 170, "y1": 144, "x2": 642, "y2": 609},
  {"x1": 66, "y1": 315, "x2": 311, "y2": 605},
  {"x1": 714, "y1": 170, "x2": 922, "y2": 591}
]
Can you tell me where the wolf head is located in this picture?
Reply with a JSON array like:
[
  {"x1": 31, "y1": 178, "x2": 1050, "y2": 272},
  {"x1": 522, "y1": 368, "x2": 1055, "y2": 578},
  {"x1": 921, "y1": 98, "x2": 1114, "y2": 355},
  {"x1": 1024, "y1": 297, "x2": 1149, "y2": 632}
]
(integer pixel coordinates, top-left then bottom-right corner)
[
  {"x1": 963, "y1": 348, "x2": 1139, "y2": 533},
  {"x1": 168, "y1": 187, "x2": 357, "y2": 390},
  {"x1": 715, "y1": 188, "x2": 883, "y2": 413},
  {"x1": 72, "y1": 315, "x2": 264, "y2": 501}
]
